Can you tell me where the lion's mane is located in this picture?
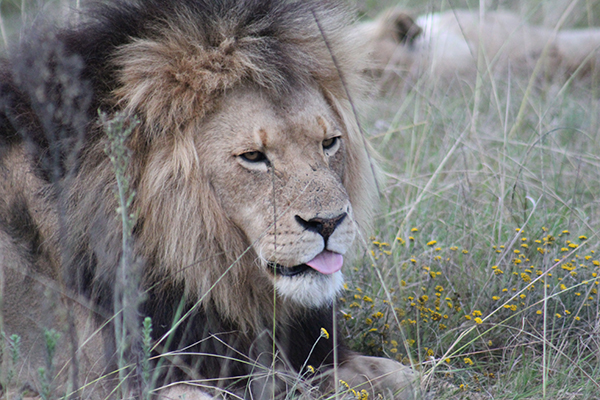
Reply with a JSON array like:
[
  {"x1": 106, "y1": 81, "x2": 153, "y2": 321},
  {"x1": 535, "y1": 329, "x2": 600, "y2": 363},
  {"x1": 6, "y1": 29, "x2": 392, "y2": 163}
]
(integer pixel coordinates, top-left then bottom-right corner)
[{"x1": 0, "y1": 0, "x2": 377, "y2": 396}]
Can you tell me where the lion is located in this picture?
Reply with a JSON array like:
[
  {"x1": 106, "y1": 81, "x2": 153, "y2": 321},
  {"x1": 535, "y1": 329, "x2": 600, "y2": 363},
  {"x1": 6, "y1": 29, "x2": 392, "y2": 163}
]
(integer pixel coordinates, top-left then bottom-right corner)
[
  {"x1": 359, "y1": 7, "x2": 600, "y2": 83},
  {"x1": 0, "y1": 0, "x2": 416, "y2": 399}
]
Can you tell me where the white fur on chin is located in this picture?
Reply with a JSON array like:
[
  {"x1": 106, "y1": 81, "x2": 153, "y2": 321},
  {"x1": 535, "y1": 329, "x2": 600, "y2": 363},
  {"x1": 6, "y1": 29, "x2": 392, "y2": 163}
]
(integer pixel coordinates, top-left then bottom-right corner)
[{"x1": 275, "y1": 270, "x2": 344, "y2": 308}]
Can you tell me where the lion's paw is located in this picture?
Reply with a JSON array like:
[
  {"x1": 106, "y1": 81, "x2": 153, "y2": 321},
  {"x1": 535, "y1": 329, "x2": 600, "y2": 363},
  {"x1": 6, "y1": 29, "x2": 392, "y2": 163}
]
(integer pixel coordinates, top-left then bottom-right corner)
[
  {"x1": 336, "y1": 355, "x2": 417, "y2": 400},
  {"x1": 157, "y1": 385, "x2": 216, "y2": 400}
]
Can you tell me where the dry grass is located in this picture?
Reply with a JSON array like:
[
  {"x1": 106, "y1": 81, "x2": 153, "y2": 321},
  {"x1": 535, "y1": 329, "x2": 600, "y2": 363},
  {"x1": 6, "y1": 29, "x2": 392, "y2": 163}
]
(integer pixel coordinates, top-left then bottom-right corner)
[{"x1": 345, "y1": 1, "x2": 600, "y2": 398}]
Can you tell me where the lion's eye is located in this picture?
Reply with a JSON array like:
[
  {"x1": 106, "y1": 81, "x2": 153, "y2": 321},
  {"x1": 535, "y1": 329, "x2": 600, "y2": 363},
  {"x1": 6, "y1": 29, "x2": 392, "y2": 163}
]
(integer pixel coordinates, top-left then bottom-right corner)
[
  {"x1": 322, "y1": 137, "x2": 339, "y2": 150},
  {"x1": 240, "y1": 151, "x2": 267, "y2": 163}
]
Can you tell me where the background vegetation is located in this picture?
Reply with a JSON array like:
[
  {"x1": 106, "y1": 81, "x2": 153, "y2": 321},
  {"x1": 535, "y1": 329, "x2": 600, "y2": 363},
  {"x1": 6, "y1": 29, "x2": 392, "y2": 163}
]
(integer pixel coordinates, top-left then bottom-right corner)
[
  {"x1": 345, "y1": 0, "x2": 600, "y2": 399},
  {"x1": 1, "y1": 0, "x2": 599, "y2": 399}
]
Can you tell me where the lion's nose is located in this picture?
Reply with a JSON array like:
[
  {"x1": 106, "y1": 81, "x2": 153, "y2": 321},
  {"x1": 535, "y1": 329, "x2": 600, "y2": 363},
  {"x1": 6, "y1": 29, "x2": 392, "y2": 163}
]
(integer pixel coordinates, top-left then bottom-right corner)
[{"x1": 295, "y1": 212, "x2": 347, "y2": 245}]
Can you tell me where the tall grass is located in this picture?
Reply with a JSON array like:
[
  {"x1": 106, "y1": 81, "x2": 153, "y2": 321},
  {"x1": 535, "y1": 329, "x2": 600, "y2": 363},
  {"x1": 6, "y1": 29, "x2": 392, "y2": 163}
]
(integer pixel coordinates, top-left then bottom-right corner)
[{"x1": 345, "y1": 2, "x2": 600, "y2": 397}]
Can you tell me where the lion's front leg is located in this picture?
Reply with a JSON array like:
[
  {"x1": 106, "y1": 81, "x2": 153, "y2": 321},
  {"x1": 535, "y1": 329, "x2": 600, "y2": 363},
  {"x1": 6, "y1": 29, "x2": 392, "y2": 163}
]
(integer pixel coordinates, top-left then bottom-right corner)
[{"x1": 335, "y1": 355, "x2": 417, "y2": 400}]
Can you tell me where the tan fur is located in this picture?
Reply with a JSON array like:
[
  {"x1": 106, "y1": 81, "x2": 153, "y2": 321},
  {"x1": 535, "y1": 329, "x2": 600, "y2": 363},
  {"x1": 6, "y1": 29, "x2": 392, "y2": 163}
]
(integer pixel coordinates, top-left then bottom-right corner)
[{"x1": 360, "y1": 8, "x2": 600, "y2": 82}]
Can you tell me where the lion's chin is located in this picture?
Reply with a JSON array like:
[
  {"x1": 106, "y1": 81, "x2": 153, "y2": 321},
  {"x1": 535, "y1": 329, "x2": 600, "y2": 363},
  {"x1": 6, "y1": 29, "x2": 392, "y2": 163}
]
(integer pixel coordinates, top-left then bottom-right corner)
[{"x1": 274, "y1": 270, "x2": 344, "y2": 309}]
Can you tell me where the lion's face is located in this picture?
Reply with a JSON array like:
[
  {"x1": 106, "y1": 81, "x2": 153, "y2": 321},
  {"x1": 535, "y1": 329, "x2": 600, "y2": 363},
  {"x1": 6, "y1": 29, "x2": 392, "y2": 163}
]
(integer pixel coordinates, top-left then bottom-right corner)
[{"x1": 204, "y1": 87, "x2": 355, "y2": 308}]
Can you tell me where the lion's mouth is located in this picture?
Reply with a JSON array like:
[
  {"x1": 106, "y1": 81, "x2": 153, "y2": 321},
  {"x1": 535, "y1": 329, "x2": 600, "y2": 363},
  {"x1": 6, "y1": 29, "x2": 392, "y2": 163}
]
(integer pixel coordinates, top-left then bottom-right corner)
[
  {"x1": 267, "y1": 251, "x2": 344, "y2": 277},
  {"x1": 268, "y1": 262, "x2": 312, "y2": 277}
]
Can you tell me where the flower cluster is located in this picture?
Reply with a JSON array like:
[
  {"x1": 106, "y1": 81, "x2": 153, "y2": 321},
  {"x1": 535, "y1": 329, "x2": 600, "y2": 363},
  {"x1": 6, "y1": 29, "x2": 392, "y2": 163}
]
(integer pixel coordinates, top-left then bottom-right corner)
[{"x1": 341, "y1": 225, "x2": 600, "y2": 393}]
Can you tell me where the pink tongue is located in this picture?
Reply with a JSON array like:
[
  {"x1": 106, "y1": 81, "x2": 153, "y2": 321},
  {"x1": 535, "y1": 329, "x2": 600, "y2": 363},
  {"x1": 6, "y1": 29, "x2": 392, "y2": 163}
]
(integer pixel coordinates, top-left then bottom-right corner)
[{"x1": 306, "y1": 251, "x2": 343, "y2": 275}]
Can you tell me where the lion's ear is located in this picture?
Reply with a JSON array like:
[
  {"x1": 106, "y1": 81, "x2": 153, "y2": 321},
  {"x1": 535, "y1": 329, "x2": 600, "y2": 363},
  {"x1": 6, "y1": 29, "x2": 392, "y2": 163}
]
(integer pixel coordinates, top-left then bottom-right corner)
[{"x1": 393, "y1": 13, "x2": 422, "y2": 45}]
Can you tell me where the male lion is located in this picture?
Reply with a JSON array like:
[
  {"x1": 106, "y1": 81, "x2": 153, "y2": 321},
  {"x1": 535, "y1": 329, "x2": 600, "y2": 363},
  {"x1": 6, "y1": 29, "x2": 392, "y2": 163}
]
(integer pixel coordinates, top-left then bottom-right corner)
[{"x1": 0, "y1": 0, "x2": 416, "y2": 399}]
